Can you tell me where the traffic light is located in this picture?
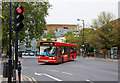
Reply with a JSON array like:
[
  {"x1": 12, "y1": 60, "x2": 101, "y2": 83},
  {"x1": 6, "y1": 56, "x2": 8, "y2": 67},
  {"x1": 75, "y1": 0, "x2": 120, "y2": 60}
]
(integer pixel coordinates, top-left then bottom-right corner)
[{"x1": 15, "y1": 4, "x2": 24, "y2": 31}]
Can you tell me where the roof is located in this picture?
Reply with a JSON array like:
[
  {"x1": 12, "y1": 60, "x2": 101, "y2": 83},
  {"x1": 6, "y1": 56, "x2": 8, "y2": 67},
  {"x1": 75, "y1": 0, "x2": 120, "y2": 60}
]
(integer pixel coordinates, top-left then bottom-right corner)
[{"x1": 46, "y1": 24, "x2": 77, "y2": 26}]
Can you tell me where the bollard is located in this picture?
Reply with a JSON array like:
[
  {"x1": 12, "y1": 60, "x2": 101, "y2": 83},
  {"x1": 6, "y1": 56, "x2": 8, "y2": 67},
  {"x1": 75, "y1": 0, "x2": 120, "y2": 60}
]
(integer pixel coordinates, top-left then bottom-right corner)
[
  {"x1": 3, "y1": 62, "x2": 8, "y2": 77},
  {"x1": 3, "y1": 61, "x2": 13, "y2": 78},
  {"x1": 18, "y1": 61, "x2": 22, "y2": 83}
]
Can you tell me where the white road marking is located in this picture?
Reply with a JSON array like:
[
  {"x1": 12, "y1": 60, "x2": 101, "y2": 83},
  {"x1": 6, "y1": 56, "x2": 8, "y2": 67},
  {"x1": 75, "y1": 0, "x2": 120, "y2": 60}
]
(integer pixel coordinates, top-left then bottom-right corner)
[
  {"x1": 43, "y1": 73, "x2": 62, "y2": 81},
  {"x1": 47, "y1": 69, "x2": 73, "y2": 75},
  {"x1": 61, "y1": 72, "x2": 73, "y2": 75},
  {"x1": 34, "y1": 72, "x2": 62, "y2": 81},
  {"x1": 35, "y1": 72, "x2": 42, "y2": 76},
  {"x1": 86, "y1": 79, "x2": 94, "y2": 83},
  {"x1": 47, "y1": 69, "x2": 59, "y2": 72}
]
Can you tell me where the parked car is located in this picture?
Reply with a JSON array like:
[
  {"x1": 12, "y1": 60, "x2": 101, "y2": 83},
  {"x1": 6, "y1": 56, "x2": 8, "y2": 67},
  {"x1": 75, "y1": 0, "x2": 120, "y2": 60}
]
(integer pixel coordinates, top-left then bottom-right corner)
[
  {"x1": 22, "y1": 53, "x2": 29, "y2": 56},
  {"x1": 29, "y1": 53, "x2": 34, "y2": 56},
  {"x1": 22, "y1": 53, "x2": 26, "y2": 55}
]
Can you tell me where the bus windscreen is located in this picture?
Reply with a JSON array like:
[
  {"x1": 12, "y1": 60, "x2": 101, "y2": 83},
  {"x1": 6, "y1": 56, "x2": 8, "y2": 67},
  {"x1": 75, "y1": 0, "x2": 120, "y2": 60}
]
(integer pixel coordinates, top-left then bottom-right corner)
[{"x1": 40, "y1": 46, "x2": 56, "y2": 57}]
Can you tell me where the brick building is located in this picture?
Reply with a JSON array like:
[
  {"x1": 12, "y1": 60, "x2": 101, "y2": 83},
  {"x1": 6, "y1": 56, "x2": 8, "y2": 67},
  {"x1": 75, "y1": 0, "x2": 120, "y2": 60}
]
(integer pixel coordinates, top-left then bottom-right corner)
[{"x1": 46, "y1": 24, "x2": 77, "y2": 31}]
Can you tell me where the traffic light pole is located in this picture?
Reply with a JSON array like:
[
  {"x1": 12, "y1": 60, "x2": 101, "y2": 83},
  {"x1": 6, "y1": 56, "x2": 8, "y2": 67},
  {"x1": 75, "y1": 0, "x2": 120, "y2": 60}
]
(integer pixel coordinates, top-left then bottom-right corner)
[
  {"x1": 15, "y1": 30, "x2": 18, "y2": 69},
  {"x1": 13, "y1": 4, "x2": 19, "y2": 82},
  {"x1": 14, "y1": 4, "x2": 23, "y2": 82},
  {"x1": 13, "y1": 4, "x2": 24, "y2": 82},
  {"x1": 8, "y1": 0, "x2": 12, "y2": 83}
]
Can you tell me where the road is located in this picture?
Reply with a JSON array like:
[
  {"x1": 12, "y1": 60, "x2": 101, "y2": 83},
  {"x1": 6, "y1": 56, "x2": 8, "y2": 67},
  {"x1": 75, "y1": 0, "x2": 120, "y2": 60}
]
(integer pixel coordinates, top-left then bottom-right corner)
[{"x1": 21, "y1": 56, "x2": 118, "y2": 82}]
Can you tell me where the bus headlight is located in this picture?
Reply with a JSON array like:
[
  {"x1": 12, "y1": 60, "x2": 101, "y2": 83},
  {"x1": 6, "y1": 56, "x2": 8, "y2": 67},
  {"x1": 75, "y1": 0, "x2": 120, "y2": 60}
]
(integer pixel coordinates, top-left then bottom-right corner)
[
  {"x1": 49, "y1": 57, "x2": 52, "y2": 59},
  {"x1": 53, "y1": 57, "x2": 55, "y2": 59},
  {"x1": 38, "y1": 56, "x2": 41, "y2": 59}
]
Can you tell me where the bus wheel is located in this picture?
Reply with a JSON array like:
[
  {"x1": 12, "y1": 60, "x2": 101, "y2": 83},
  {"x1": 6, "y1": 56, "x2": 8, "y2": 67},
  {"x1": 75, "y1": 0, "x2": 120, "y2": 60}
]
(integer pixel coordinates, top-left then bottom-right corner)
[{"x1": 72, "y1": 56, "x2": 74, "y2": 61}]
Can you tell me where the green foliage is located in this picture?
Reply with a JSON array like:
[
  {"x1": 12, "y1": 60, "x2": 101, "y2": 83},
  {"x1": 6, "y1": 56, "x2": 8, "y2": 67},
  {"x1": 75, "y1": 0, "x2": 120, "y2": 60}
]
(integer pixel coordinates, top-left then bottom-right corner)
[
  {"x1": 91, "y1": 11, "x2": 115, "y2": 29},
  {"x1": 89, "y1": 11, "x2": 117, "y2": 49},
  {"x1": 64, "y1": 31, "x2": 72, "y2": 36},
  {"x1": 36, "y1": 39, "x2": 44, "y2": 48},
  {"x1": 43, "y1": 33, "x2": 47, "y2": 38},
  {"x1": 96, "y1": 24, "x2": 114, "y2": 49},
  {"x1": 46, "y1": 37, "x2": 52, "y2": 41},
  {"x1": 2, "y1": 2, "x2": 51, "y2": 53},
  {"x1": 64, "y1": 32, "x2": 81, "y2": 49},
  {"x1": 65, "y1": 11, "x2": 118, "y2": 50},
  {"x1": 43, "y1": 30, "x2": 56, "y2": 38}
]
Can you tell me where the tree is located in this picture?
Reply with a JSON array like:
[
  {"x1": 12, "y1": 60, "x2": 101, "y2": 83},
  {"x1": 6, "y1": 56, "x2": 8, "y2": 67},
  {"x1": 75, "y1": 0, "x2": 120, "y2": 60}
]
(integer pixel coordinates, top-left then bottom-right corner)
[
  {"x1": 2, "y1": 2, "x2": 51, "y2": 54},
  {"x1": 43, "y1": 30, "x2": 56, "y2": 38},
  {"x1": 64, "y1": 31, "x2": 72, "y2": 36},
  {"x1": 46, "y1": 37, "x2": 52, "y2": 41},
  {"x1": 64, "y1": 31, "x2": 81, "y2": 49},
  {"x1": 91, "y1": 11, "x2": 115, "y2": 29},
  {"x1": 42, "y1": 33, "x2": 47, "y2": 38},
  {"x1": 110, "y1": 20, "x2": 120, "y2": 47},
  {"x1": 90, "y1": 11, "x2": 116, "y2": 49},
  {"x1": 36, "y1": 39, "x2": 44, "y2": 48}
]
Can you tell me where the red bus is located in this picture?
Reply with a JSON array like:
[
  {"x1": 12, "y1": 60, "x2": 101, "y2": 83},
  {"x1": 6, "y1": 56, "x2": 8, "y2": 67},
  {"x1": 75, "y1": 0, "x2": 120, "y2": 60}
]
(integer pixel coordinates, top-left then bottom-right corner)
[{"x1": 38, "y1": 41, "x2": 77, "y2": 64}]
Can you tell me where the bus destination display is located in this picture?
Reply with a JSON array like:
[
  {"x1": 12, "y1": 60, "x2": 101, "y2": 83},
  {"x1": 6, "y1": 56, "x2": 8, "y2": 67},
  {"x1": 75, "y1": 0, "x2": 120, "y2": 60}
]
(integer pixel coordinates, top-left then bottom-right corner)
[{"x1": 40, "y1": 42, "x2": 55, "y2": 45}]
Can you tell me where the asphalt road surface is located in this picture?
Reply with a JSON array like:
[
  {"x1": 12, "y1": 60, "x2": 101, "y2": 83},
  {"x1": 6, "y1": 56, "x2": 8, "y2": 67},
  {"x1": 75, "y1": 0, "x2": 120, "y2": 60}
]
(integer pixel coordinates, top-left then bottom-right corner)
[{"x1": 21, "y1": 56, "x2": 118, "y2": 82}]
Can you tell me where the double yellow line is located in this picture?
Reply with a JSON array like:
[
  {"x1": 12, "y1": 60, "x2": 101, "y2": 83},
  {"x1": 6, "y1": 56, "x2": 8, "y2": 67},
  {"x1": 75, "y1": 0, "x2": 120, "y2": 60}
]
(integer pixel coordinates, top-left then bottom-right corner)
[{"x1": 22, "y1": 75, "x2": 37, "y2": 83}]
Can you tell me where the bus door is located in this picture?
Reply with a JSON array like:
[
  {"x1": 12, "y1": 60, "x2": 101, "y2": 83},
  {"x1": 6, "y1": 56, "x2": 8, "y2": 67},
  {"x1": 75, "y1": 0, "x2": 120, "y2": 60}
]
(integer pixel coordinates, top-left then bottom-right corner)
[
  {"x1": 56, "y1": 46, "x2": 61, "y2": 61},
  {"x1": 67, "y1": 47, "x2": 70, "y2": 59}
]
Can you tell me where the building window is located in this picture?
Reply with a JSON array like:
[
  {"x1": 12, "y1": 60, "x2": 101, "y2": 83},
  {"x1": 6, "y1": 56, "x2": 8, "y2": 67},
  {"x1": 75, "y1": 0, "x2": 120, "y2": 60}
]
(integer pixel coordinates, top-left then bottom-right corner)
[
  {"x1": 64, "y1": 27, "x2": 68, "y2": 29},
  {"x1": 56, "y1": 29, "x2": 57, "y2": 32}
]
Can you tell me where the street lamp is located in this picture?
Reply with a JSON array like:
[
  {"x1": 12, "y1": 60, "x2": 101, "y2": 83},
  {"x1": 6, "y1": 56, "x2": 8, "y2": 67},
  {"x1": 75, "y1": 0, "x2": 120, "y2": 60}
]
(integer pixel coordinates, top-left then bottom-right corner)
[{"x1": 77, "y1": 19, "x2": 85, "y2": 54}]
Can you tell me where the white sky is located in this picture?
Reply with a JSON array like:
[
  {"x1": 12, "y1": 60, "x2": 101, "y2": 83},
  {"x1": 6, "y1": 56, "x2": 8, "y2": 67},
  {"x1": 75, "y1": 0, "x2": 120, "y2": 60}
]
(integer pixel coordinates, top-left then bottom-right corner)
[{"x1": 46, "y1": 0, "x2": 120, "y2": 27}]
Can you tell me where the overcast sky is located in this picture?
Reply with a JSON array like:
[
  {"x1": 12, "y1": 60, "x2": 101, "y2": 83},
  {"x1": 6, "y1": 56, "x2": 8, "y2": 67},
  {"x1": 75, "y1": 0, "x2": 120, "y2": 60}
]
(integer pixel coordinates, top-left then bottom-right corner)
[{"x1": 46, "y1": 0, "x2": 120, "y2": 26}]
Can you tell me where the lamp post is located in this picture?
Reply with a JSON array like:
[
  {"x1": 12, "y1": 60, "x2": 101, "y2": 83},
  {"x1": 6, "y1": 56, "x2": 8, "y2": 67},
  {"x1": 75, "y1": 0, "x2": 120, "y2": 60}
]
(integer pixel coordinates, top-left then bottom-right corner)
[{"x1": 77, "y1": 19, "x2": 85, "y2": 55}]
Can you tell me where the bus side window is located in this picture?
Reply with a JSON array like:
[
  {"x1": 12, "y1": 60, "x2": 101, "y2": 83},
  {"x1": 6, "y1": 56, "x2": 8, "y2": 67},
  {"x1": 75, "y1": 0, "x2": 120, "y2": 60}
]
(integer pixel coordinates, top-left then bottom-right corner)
[
  {"x1": 60, "y1": 46, "x2": 64, "y2": 55},
  {"x1": 70, "y1": 47, "x2": 76, "y2": 53},
  {"x1": 64, "y1": 46, "x2": 68, "y2": 54}
]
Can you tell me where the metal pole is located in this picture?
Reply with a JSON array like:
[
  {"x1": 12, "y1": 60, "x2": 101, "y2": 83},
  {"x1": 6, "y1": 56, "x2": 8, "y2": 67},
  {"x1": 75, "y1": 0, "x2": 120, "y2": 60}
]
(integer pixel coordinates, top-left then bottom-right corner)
[
  {"x1": 18, "y1": 61, "x2": 21, "y2": 83},
  {"x1": 15, "y1": 4, "x2": 18, "y2": 69},
  {"x1": 15, "y1": 31, "x2": 18, "y2": 69},
  {"x1": 77, "y1": 19, "x2": 85, "y2": 57},
  {"x1": 83, "y1": 20, "x2": 85, "y2": 56},
  {"x1": 8, "y1": 0, "x2": 12, "y2": 83},
  {"x1": 83, "y1": 20, "x2": 84, "y2": 46}
]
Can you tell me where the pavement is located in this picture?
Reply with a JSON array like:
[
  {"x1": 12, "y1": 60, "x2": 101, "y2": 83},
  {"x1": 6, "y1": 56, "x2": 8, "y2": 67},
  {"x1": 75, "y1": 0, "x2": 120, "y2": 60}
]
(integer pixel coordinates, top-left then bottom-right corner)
[
  {"x1": 0, "y1": 57, "x2": 37, "y2": 82},
  {"x1": 78, "y1": 56, "x2": 119, "y2": 63}
]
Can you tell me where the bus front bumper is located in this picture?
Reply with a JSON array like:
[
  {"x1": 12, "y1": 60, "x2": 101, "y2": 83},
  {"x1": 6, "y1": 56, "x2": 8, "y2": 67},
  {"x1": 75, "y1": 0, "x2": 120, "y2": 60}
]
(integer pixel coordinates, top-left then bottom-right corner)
[{"x1": 38, "y1": 59, "x2": 57, "y2": 63}]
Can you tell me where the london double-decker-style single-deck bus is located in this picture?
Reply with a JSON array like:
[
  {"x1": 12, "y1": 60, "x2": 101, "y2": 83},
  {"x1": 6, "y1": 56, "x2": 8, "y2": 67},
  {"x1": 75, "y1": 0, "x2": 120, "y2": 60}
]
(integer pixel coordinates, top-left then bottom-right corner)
[{"x1": 38, "y1": 41, "x2": 77, "y2": 64}]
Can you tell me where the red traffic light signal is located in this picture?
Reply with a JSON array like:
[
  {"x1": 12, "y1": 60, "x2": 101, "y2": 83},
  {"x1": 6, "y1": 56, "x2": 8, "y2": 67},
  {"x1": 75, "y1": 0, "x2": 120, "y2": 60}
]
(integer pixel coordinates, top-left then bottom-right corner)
[{"x1": 17, "y1": 6, "x2": 24, "y2": 14}]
